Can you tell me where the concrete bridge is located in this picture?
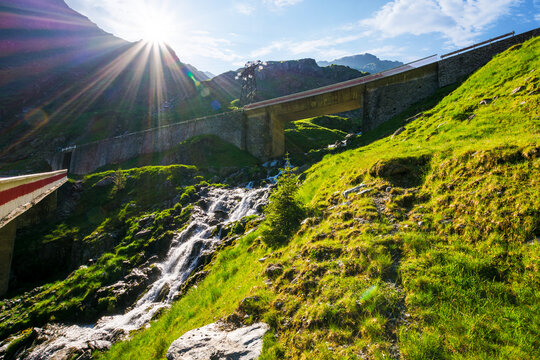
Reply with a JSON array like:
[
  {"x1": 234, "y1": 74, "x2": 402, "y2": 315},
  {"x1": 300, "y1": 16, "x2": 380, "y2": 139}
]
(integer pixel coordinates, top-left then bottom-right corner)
[
  {"x1": 51, "y1": 27, "x2": 539, "y2": 174},
  {"x1": 0, "y1": 170, "x2": 68, "y2": 296}
]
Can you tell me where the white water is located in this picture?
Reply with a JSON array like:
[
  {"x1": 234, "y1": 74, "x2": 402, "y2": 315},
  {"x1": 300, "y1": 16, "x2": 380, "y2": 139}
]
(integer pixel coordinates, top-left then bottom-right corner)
[{"x1": 25, "y1": 186, "x2": 268, "y2": 360}]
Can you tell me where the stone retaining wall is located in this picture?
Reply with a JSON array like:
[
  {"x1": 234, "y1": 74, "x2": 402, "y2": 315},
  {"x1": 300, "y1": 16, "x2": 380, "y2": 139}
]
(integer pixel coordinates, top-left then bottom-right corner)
[{"x1": 61, "y1": 112, "x2": 245, "y2": 175}]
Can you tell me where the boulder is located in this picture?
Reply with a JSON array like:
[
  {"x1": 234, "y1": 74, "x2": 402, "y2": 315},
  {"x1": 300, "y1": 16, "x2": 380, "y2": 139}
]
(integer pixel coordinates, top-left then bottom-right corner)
[{"x1": 166, "y1": 322, "x2": 269, "y2": 360}]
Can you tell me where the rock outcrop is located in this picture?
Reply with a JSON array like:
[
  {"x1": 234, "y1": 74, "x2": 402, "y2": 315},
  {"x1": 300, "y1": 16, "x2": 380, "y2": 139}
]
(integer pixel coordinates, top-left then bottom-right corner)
[{"x1": 166, "y1": 322, "x2": 269, "y2": 360}]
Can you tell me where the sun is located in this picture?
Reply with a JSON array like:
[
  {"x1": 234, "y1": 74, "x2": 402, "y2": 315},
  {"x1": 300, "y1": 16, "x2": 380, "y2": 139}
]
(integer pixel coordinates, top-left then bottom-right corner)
[{"x1": 141, "y1": 18, "x2": 169, "y2": 43}]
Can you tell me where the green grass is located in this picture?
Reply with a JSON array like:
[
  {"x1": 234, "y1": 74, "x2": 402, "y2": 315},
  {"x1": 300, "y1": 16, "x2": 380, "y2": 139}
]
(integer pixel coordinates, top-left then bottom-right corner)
[
  {"x1": 4, "y1": 35, "x2": 539, "y2": 360},
  {"x1": 285, "y1": 115, "x2": 360, "y2": 154},
  {"x1": 94, "y1": 35, "x2": 540, "y2": 360},
  {"x1": 262, "y1": 35, "x2": 540, "y2": 358},
  {"x1": 98, "y1": 229, "x2": 271, "y2": 360}
]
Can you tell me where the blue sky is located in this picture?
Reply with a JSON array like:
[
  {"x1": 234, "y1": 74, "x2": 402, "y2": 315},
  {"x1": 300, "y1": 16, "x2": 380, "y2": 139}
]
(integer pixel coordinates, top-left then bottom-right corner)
[{"x1": 65, "y1": 0, "x2": 540, "y2": 75}]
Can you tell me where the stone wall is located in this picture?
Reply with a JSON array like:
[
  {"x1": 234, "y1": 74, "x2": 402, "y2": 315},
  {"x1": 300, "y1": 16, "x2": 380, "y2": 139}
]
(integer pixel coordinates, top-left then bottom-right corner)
[
  {"x1": 62, "y1": 111, "x2": 245, "y2": 175},
  {"x1": 438, "y1": 28, "x2": 540, "y2": 87},
  {"x1": 362, "y1": 63, "x2": 439, "y2": 131},
  {"x1": 243, "y1": 109, "x2": 272, "y2": 161}
]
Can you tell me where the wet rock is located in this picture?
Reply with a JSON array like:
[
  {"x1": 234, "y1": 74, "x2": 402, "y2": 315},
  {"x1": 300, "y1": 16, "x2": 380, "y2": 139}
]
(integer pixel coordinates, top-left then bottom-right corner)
[
  {"x1": 342, "y1": 183, "x2": 366, "y2": 198},
  {"x1": 138, "y1": 214, "x2": 155, "y2": 227},
  {"x1": 146, "y1": 232, "x2": 176, "y2": 259},
  {"x1": 166, "y1": 322, "x2": 269, "y2": 360},
  {"x1": 134, "y1": 228, "x2": 152, "y2": 239},
  {"x1": 156, "y1": 283, "x2": 171, "y2": 302},
  {"x1": 70, "y1": 232, "x2": 119, "y2": 268},
  {"x1": 21, "y1": 186, "x2": 270, "y2": 359},
  {"x1": 177, "y1": 270, "x2": 210, "y2": 299},
  {"x1": 94, "y1": 266, "x2": 161, "y2": 311},
  {"x1": 3, "y1": 328, "x2": 37, "y2": 360}
]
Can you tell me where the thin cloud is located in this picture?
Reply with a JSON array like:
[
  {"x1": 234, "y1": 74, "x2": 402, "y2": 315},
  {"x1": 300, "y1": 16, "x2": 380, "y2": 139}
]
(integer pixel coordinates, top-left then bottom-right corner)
[
  {"x1": 264, "y1": 0, "x2": 303, "y2": 8},
  {"x1": 250, "y1": 34, "x2": 363, "y2": 59},
  {"x1": 235, "y1": 3, "x2": 256, "y2": 15},
  {"x1": 361, "y1": 0, "x2": 520, "y2": 46}
]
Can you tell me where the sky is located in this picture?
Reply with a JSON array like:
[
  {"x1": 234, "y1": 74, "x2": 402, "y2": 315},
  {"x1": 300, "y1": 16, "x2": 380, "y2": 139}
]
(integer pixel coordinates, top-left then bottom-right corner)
[{"x1": 65, "y1": 0, "x2": 540, "y2": 75}]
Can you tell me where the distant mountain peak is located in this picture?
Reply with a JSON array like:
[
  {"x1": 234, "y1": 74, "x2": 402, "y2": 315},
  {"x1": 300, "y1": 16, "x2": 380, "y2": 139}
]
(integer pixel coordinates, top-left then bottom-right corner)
[{"x1": 318, "y1": 53, "x2": 403, "y2": 74}]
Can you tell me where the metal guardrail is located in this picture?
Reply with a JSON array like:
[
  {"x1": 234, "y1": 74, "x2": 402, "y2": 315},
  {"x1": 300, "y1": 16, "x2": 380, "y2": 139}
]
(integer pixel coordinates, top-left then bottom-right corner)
[
  {"x1": 0, "y1": 169, "x2": 68, "y2": 226},
  {"x1": 441, "y1": 31, "x2": 515, "y2": 58}
]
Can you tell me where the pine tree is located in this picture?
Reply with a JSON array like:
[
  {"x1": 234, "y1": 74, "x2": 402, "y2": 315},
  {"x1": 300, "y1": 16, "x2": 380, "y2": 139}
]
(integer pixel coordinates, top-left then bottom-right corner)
[{"x1": 261, "y1": 159, "x2": 304, "y2": 247}]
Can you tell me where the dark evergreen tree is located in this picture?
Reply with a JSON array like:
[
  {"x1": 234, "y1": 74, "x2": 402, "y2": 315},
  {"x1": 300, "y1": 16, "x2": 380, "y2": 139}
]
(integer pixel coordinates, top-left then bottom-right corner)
[{"x1": 261, "y1": 158, "x2": 304, "y2": 247}]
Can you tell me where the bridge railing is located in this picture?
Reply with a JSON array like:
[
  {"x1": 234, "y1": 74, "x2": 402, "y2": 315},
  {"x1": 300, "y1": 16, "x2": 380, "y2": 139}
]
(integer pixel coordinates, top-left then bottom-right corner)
[
  {"x1": 441, "y1": 31, "x2": 515, "y2": 58},
  {"x1": 244, "y1": 54, "x2": 439, "y2": 110},
  {"x1": 0, "y1": 169, "x2": 68, "y2": 226}
]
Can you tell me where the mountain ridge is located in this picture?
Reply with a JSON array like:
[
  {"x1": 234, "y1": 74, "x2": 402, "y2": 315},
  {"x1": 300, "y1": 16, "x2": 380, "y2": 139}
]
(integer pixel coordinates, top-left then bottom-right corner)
[{"x1": 318, "y1": 53, "x2": 404, "y2": 74}]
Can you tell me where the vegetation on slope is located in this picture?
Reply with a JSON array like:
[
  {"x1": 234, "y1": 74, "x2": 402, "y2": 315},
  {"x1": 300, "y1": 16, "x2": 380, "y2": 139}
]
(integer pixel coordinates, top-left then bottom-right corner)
[
  {"x1": 97, "y1": 35, "x2": 538, "y2": 359},
  {"x1": 285, "y1": 115, "x2": 361, "y2": 153},
  {"x1": 0, "y1": 165, "x2": 207, "y2": 339}
]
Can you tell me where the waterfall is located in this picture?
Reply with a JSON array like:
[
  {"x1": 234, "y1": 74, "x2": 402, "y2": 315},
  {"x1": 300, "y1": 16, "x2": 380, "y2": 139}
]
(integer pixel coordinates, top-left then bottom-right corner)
[{"x1": 25, "y1": 186, "x2": 269, "y2": 359}]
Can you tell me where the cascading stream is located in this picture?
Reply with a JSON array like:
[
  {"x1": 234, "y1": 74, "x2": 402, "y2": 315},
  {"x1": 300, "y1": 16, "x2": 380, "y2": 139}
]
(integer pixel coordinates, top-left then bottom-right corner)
[{"x1": 25, "y1": 186, "x2": 269, "y2": 360}]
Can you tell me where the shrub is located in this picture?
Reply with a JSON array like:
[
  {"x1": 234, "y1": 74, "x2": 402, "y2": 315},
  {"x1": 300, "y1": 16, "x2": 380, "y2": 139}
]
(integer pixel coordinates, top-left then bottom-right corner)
[{"x1": 261, "y1": 160, "x2": 304, "y2": 247}]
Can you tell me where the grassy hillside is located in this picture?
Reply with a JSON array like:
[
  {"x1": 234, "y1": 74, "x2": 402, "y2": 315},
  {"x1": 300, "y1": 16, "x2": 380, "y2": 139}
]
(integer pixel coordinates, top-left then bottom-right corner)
[
  {"x1": 0, "y1": 166, "x2": 205, "y2": 338},
  {"x1": 96, "y1": 35, "x2": 539, "y2": 359}
]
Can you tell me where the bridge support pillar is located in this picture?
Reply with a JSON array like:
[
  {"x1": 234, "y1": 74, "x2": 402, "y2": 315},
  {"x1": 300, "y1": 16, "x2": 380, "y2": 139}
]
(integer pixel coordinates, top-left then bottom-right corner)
[
  {"x1": 0, "y1": 221, "x2": 16, "y2": 297},
  {"x1": 244, "y1": 110, "x2": 285, "y2": 161}
]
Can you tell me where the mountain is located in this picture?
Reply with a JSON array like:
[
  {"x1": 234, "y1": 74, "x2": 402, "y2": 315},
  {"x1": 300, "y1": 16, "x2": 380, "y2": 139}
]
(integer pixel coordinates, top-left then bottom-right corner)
[
  {"x1": 318, "y1": 53, "x2": 404, "y2": 74},
  {"x1": 202, "y1": 71, "x2": 216, "y2": 80},
  {"x1": 187, "y1": 58, "x2": 367, "y2": 111},
  {"x1": 0, "y1": 0, "x2": 370, "y2": 175},
  {"x1": 0, "y1": 0, "x2": 209, "y2": 172},
  {"x1": 255, "y1": 58, "x2": 367, "y2": 100}
]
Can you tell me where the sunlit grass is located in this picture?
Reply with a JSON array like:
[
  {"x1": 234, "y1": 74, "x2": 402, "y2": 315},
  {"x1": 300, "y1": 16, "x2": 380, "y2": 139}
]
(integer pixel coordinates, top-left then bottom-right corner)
[
  {"x1": 93, "y1": 35, "x2": 540, "y2": 360},
  {"x1": 99, "y1": 230, "x2": 271, "y2": 360}
]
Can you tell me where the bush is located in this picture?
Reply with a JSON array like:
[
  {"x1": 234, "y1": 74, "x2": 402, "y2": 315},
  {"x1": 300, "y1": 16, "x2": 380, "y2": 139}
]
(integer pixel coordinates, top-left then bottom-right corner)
[{"x1": 261, "y1": 160, "x2": 304, "y2": 247}]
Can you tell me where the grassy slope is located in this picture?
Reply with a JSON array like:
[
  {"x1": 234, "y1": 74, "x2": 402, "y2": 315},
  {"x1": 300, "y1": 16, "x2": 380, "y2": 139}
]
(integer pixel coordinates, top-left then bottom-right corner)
[
  {"x1": 98, "y1": 36, "x2": 539, "y2": 359},
  {"x1": 281, "y1": 37, "x2": 540, "y2": 358},
  {"x1": 101, "y1": 230, "x2": 271, "y2": 359},
  {"x1": 0, "y1": 166, "x2": 204, "y2": 338},
  {"x1": 285, "y1": 115, "x2": 361, "y2": 154}
]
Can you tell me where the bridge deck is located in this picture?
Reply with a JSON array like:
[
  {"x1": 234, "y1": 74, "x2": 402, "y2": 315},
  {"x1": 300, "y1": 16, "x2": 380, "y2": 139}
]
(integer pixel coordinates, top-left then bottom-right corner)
[{"x1": 0, "y1": 170, "x2": 68, "y2": 228}]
